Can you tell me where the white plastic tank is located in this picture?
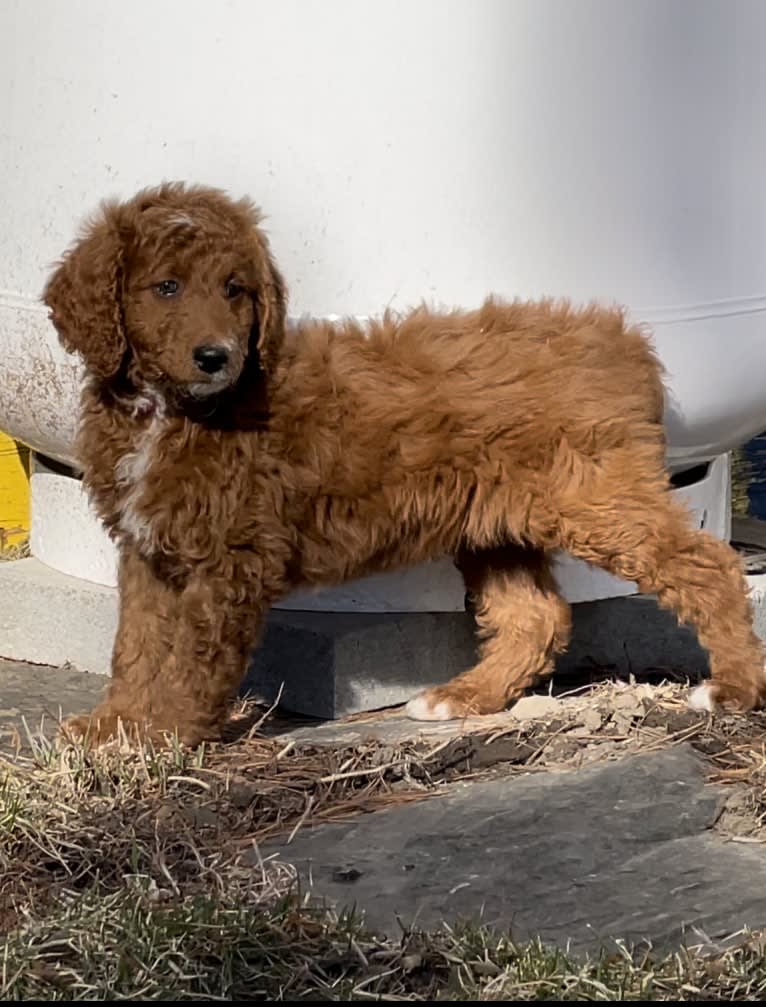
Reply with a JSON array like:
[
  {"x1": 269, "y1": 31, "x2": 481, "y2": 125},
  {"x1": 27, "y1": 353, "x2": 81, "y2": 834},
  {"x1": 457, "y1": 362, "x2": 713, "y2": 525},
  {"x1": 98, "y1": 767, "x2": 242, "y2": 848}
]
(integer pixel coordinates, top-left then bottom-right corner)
[{"x1": 2, "y1": 0, "x2": 766, "y2": 608}]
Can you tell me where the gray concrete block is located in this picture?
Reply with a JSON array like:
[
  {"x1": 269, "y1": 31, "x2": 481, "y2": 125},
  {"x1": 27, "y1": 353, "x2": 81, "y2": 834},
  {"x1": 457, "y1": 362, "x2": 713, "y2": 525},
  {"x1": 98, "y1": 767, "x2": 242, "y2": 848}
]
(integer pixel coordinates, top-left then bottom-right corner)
[
  {"x1": 560, "y1": 593, "x2": 710, "y2": 679},
  {"x1": 245, "y1": 593, "x2": 714, "y2": 717},
  {"x1": 246, "y1": 610, "x2": 478, "y2": 720},
  {"x1": 749, "y1": 578, "x2": 766, "y2": 643}
]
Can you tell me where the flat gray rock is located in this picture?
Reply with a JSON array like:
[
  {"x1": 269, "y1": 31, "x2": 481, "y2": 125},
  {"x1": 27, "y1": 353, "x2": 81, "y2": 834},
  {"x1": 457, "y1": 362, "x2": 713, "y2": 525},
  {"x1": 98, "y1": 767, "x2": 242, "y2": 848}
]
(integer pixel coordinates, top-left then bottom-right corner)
[
  {"x1": 0, "y1": 659, "x2": 105, "y2": 748},
  {"x1": 269, "y1": 747, "x2": 766, "y2": 952}
]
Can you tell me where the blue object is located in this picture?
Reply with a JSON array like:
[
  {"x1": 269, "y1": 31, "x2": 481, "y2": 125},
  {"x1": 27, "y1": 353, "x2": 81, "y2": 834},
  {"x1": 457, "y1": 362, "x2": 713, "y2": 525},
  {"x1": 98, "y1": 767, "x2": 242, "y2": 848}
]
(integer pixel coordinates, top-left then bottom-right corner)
[{"x1": 744, "y1": 433, "x2": 766, "y2": 519}]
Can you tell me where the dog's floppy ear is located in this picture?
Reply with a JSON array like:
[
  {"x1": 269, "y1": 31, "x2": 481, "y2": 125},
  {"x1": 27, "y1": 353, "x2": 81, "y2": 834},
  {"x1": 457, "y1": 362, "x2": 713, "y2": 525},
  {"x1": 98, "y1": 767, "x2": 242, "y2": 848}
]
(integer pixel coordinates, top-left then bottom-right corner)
[
  {"x1": 240, "y1": 202, "x2": 287, "y2": 375},
  {"x1": 42, "y1": 202, "x2": 127, "y2": 379},
  {"x1": 253, "y1": 240, "x2": 287, "y2": 374}
]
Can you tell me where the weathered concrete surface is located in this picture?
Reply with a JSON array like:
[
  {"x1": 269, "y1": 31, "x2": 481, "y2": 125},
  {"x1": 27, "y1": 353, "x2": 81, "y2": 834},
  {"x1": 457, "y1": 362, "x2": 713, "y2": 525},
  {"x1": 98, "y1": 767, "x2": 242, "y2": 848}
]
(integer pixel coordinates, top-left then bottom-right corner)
[
  {"x1": 0, "y1": 659, "x2": 105, "y2": 747},
  {"x1": 0, "y1": 558, "x2": 117, "y2": 674},
  {"x1": 268, "y1": 747, "x2": 766, "y2": 953}
]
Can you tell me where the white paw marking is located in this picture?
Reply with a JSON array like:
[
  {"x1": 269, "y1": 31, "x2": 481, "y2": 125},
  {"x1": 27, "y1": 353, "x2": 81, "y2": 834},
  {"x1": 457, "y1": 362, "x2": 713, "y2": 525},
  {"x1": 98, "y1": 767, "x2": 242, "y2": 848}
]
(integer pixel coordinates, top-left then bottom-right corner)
[
  {"x1": 405, "y1": 695, "x2": 455, "y2": 721},
  {"x1": 688, "y1": 682, "x2": 715, "y2": 713}
]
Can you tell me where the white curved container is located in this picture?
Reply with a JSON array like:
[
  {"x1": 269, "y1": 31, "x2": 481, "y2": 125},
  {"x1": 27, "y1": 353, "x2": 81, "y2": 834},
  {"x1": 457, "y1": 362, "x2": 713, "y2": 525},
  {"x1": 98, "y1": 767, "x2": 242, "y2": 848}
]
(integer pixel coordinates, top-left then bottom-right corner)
[{"x1": 2, "y1": 0, "x2": 766, "y2": 609}]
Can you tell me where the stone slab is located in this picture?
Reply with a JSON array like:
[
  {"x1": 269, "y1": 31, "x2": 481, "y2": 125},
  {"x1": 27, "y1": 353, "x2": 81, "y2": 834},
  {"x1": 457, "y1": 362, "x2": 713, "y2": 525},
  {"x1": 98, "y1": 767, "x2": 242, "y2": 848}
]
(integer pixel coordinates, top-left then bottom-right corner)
[
  {"x1": 268, "y1": 747, "x2": 766, "y2": 952},
  {"x1": 0, "y1": 659, "x2": 105, "y2": 748}
]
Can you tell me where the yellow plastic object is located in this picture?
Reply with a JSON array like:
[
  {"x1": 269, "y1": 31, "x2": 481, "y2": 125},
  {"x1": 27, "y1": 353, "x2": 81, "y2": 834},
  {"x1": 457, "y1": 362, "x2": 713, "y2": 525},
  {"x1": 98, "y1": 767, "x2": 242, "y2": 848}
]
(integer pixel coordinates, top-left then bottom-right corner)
[{"x1": 0, "y1": 432, "x2": 30, "y2": 551}]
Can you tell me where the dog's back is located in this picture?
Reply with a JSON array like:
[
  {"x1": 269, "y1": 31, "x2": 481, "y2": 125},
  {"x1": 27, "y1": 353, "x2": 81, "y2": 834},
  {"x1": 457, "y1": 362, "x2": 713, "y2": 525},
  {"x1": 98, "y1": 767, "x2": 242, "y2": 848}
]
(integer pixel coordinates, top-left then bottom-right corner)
[{"x1": 276, "y1": 298, "x2": 666, "y2": 495}]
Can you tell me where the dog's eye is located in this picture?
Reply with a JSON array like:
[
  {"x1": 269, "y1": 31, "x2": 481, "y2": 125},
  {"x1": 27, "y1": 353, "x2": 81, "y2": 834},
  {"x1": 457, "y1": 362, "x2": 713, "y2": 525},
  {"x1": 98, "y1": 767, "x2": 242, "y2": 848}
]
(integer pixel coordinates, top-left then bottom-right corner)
[
  {"x1": 225, "y1": 280, "x2": 244, "y2": 300},
  {"x1": 154, "y1": 279, "x2": 180, "y2": 298}
]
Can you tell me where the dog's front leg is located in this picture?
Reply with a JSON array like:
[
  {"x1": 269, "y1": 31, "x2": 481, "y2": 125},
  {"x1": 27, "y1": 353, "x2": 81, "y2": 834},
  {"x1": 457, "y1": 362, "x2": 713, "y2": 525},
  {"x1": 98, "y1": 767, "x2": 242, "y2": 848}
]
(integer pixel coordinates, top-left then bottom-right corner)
[
  {"x1": 149, "y1": 567, "x2": 264, "y2": 745},
  {"x1": 63, "y1": 547, "x2": 264, "y2": 746},
  {"x1": 63, "y1": 544, "x2": 179, "y2": 744}
]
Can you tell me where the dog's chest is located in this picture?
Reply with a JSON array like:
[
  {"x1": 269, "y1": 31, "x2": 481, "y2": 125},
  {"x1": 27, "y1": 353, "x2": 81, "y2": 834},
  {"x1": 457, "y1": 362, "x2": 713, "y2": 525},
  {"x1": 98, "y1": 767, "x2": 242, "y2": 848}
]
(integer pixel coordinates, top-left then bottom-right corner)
[
  {"x1": 109, "y1": 418, "x2": 244, "y2": 563},
  {"x1": 113, "y1": 417, "x2": 165, "y2": 550}
]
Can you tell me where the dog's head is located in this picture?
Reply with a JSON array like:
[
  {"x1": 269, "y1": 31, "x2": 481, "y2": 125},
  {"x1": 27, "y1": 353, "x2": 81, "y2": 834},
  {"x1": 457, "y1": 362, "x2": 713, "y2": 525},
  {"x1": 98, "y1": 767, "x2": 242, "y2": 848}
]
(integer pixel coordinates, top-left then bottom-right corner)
[{"x1": 43, "y1": 181, "x2": 287, "y2": 402}]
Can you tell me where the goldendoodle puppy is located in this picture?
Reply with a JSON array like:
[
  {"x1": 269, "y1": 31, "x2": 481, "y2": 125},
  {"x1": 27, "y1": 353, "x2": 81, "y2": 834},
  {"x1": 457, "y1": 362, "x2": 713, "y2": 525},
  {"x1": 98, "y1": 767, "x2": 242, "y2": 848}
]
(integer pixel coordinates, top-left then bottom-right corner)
[{"x1": 42, "y1": 181, "x2": 765, "y2": 744}]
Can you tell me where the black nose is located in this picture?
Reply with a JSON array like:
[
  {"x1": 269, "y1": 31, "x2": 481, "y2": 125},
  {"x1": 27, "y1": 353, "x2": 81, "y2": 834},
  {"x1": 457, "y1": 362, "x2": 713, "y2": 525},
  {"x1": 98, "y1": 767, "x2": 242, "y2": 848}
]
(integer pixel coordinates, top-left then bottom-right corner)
[{"x1": 193, "y1": 345, "x2": 230, "y2": 374}]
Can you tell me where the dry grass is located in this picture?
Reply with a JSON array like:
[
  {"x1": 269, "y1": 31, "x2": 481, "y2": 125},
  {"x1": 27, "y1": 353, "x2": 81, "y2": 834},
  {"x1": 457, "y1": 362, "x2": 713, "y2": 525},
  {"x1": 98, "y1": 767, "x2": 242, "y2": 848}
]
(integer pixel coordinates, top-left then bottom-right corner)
[
  {"x1": 732, "y1": 447, "x2": 753, "y2": 517},
  {"x1": 2, "y1": 683, "x2": 766, "y2": 998},
  {"x1": 0, "y1": 536, "x2": 29, "y2": 561},
  {"x1": 7, "y1": 898, "x2": 766, "y2": 1000}
]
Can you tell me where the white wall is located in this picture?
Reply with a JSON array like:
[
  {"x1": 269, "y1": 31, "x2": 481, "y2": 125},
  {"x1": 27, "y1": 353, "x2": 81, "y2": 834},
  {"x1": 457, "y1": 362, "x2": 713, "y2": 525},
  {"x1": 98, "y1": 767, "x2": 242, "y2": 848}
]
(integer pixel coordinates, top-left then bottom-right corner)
[
  {"x1": 3, "y1": 0, "x2": 766, "y2": 464},
  {"x1": 1, "y1": 0, "x2": 765, "y2": 314},
  {"x1": 2, "y1": 0, "x2": 766, "y2": 609}
]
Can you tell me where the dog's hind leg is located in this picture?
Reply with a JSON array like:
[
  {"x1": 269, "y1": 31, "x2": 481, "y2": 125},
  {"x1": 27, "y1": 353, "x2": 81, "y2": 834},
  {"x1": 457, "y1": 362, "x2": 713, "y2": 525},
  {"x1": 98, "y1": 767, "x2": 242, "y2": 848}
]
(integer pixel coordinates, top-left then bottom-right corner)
[
  {"x1": 549, "y1": 443, "x2": 766, "y2": 713},
  {"x1": 406, "y1": 545, "x2": 571, "y2": 720}
]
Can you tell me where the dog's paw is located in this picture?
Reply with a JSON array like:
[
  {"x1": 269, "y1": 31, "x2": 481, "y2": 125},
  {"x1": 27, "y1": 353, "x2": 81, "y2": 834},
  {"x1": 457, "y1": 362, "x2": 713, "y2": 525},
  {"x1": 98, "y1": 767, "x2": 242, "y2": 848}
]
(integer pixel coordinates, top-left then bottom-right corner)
[
  {"x1": 405, "y1": 684, "x2": 502, "y2": 721},
  {"x1": 59, "y1": 711, "x2": 151, "y2": 747},
  {"x1": 405, "y1": 691, "x2": 461, "y2": 721},
  {"x1": 60, "y1": 710, "x2": 178, "y2": 748},
  {"x1": 688, "y1": 683, "x2": 716, "y2": 714},
  {"x1": 688, "y1": 678, "x2": 765, "y2": 715},
  {"x1": 60, "y1": 706, "x2": 222, "y2": 748}
]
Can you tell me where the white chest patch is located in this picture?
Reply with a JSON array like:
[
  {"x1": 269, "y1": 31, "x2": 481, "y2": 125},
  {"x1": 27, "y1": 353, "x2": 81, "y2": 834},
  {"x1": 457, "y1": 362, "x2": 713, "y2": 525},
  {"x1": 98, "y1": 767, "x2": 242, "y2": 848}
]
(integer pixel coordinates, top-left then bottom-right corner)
[{"x1": 115, "y1": 416, "x2": 165, "y2": 550}]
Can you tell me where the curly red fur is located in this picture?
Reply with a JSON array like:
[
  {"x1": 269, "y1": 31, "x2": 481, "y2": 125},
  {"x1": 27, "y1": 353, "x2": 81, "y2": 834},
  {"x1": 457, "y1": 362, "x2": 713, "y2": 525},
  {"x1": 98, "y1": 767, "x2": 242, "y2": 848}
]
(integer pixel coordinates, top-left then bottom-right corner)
[{"x1": 42, "y1": 181, "x2": 765, "y2": 745}]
